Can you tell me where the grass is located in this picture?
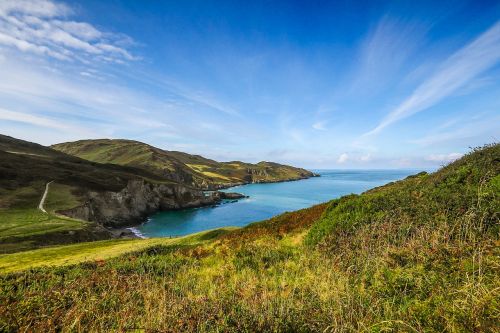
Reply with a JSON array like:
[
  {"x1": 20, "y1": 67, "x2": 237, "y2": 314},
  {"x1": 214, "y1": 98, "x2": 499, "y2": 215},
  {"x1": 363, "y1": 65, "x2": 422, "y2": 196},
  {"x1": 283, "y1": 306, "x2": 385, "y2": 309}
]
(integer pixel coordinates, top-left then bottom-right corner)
[
  {"x1": 0, "y1": 182, "x2": 85, "y2": 241},
  {"x1": 43, "y1": 183, "x2": 84, "y2": 212},
  {"x1": 187, "y1": 164, "x2": 235, "y2": 181},
  {"x1": 0, "y1": 181, "x2": 106, "y2": 253},
  {"x1": 0, "y1": 144, "x2": 498, "y2": 332},
  {"x1": 0, "y1": 209, "x2": 84, "y2": 240},
  {"x1": 0, "y1": 228, "x2": 235, "y2": 273},
  {"x1": 52, "y1": 138, "x2": 315, "y2": 188}
]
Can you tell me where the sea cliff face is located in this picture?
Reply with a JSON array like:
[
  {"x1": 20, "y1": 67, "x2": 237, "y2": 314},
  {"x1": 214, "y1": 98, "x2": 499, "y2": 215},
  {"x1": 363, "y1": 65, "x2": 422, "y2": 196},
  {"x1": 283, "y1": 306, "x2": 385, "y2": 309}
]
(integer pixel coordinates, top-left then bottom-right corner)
[{"x1": 58, "y1": 179, "x2": 221, "y2": 227}]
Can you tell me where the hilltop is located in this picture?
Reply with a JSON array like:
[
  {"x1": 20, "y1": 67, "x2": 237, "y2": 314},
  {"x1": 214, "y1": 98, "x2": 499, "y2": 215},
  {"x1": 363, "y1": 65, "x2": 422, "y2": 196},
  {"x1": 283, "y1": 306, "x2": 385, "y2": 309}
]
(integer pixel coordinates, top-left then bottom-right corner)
[
  {"x1": 52, "y1": 139, "x2": 316, "y2": 189},
  {"x1": 0, "y1": 144, "x2": 498, "y2": 331}
]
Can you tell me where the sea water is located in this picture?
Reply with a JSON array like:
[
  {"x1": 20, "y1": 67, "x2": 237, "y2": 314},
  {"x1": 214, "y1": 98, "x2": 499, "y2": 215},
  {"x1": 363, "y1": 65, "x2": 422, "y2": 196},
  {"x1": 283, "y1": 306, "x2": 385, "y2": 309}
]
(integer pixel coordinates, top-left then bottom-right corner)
[{"x1": 137, "y1": 169, "x2": 424, "y2": 238}]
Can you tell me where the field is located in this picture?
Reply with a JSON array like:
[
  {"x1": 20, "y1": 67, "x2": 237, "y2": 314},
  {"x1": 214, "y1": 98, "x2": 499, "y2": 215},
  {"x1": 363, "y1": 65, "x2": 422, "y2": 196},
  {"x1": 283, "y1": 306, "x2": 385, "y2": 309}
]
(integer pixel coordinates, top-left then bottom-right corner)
[{"x1": 0, "y1": 181, "x2": 95, "y2": 253}]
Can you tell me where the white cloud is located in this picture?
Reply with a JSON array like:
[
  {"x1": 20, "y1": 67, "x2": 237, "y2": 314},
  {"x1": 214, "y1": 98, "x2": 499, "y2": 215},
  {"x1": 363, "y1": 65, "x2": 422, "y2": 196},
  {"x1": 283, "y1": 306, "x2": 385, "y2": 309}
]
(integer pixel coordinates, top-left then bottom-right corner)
[
  {"x1": 0, "y1": 106, "x2": 91, "y2": 135},
  {"x1": 0, "y1": 31, "x2": 69, "y2": 59},
  {"x1": 337, "y1": 153, "x2": 349, "y2": 163},
  {"x1": 359, "y1": 153, "x2": 372, "y2": 162},
  {"x1": 349, "y1": 17, "x2": 427, "y2": 95},
  {"x1": 425, "y1": 153, "x2": 463, "y2": 162},
  {"x1": 0, "y1": 0, "x2": 136, "y2": 63},
  {"x1": 411, "y1": 116, "x2": 500, "y2": 146},
  {"x1": 53, "y1": 21, "x2": 102, "y2": 41},
  {"x1": 336, "y1": 152, "x2": 373, "y2": 164},
  {"x1": 0, "y1": 0, "x2": 70, "y2": 18},
  {"x1": 312, "y1": 121, "x2": 327, "y2": 131},
  {"x1": 364, "y1": 20, "x2": 500, "y2": 136}
]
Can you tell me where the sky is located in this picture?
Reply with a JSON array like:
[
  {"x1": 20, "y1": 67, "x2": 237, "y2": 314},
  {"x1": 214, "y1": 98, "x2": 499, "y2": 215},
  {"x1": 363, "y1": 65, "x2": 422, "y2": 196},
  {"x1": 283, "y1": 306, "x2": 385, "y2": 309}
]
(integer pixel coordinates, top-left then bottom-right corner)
[{"x1": 0, "y1": 0, "x2": 499, "y2": 169}]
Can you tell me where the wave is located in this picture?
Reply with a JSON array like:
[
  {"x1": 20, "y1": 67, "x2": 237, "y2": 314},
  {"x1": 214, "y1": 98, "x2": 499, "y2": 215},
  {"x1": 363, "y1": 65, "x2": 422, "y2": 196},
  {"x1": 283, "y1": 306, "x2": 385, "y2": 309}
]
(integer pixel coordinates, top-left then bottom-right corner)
[{"x1": 127, "y1": 227, "x2": 147, "y2": 239}]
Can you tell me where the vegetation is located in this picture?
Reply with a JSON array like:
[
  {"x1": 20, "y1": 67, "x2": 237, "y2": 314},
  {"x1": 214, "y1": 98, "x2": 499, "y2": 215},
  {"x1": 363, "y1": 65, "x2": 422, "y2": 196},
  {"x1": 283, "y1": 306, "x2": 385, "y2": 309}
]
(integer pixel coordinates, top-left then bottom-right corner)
[
  {"x1": 0, "y1": 228, "x2": 234, "y2": 273},
  {"x1": 52, "y1": 139, "x2": 316, "y2": 188},
  {"x1": 0, "y1": 178, "x2": 105, "y2": 253},
  {"x1": 0, "y1": 144, "x2": 498, "y2": 332},
  {"x1": 0, "y1": 135, "x2": 175, "y2": 252}
]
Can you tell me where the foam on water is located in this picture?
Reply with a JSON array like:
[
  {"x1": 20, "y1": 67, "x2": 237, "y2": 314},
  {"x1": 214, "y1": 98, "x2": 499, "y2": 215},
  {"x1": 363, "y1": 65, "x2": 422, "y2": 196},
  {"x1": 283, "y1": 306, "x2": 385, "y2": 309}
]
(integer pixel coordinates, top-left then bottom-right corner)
[{"x1": 127, "y1": 225, "x2": 148, "y2": 239}]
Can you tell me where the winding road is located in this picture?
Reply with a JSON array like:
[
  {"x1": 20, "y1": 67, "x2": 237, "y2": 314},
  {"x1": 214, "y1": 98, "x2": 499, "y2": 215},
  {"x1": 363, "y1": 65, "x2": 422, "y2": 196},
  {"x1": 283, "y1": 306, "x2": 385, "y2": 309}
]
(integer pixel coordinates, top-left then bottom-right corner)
[{"x1": 38, "y1": 181, "x2": 54, "y2": 213}]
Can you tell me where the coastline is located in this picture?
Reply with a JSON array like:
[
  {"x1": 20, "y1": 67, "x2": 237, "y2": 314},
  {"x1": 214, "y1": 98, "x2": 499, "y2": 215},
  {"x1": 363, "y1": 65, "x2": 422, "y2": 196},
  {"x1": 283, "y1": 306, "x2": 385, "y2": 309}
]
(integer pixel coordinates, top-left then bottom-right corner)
[
  {"x1": 209, "y1": 173, "x2": 320, "y2": 190},
  {"x1": 127, "y1": 227, "x2": 147, "y2": 239},
  {"x1": 110, "y1": 173, "x2": 319, "y2": 239}
]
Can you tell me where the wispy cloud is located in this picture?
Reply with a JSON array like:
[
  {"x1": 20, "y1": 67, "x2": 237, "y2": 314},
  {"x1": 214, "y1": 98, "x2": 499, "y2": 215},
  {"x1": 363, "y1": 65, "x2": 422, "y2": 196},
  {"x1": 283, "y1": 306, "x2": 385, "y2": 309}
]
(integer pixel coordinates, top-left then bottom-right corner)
[
  {"x1": 337, "y1": 153, "x2": 349, "y2": 163},
  {"x1": 364, "y1": 20, "x2": 500, "y2": 136},
  {"x1": 0, "y1": 51, "x2": 254, "y2": 149},
  {"x1": 0, "y1": 106, "x2": 94, "y2": 136},
  {"x1": 349, "y1": 17, "x2": 428, "y2": 95},
  {"x1": 118, "y1": 71, "x2": 241, "y2": 117},
  {"x1": 312, "y1": 121, "x2": 327, "y2": 131},
  {"x1": 425, "y1": 152, "x2": 463, "y2": 162},
  {"x1": 411, "y1": 116, "x2": 500, "y2": 146},
  {"x1": 0, "y1": 0, "x2": 136, "y2": 63}
]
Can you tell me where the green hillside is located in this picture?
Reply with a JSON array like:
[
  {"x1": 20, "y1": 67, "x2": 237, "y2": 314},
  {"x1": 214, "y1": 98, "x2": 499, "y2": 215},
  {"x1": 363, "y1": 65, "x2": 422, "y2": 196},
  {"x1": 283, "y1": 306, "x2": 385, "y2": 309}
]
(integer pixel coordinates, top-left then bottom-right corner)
[
  {"x1": 52, "y1": 139, "x2": 316, "y2": 189},
  {"x1": 0, "y1": 135, "x2": 189, "y2": 252},
  {"x1": 1, "y1": 144, "x2": 498, "y2": 332}
]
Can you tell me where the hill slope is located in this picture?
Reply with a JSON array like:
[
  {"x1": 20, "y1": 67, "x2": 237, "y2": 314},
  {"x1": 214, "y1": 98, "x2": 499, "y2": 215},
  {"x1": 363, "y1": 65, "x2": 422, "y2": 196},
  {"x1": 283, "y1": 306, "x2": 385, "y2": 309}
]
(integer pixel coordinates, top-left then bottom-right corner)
[
  {"x1": 0, "y1": 144, "x2": 498, "y2": 332},
  {"x1": 52, "y1": 139, "x2": 316, "y2": 189},
  {"x1": 0, "y1": 135, "x2": 223, "y2": 252}
]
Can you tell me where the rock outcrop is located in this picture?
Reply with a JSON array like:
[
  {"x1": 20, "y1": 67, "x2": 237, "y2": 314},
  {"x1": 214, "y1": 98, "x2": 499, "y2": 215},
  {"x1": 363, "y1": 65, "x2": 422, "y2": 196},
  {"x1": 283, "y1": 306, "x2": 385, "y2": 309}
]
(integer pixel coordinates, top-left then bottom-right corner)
[
  {"x1": 58, "y1": 180, "x2": 220, "y2": 227},
  {"x1": 217, "y1": 192, "x2": 248, "y2": 199},
  {"x1": 58, "y1": 179, "x2": 247, "y2": 228}
]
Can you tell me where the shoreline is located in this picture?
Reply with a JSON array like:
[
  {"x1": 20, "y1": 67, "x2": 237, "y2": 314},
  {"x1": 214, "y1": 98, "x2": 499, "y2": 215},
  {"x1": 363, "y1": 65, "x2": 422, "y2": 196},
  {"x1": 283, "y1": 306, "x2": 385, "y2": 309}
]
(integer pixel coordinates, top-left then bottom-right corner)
[
  {"x1": 209, "y1": 173, "x2": 320, "y2": 191},
  {"x1": 127, "y1": 226, "x2": 147, "y2": 239},
  {"x1": 115, "y1": 174, "x2": 319, "y2": 240}
]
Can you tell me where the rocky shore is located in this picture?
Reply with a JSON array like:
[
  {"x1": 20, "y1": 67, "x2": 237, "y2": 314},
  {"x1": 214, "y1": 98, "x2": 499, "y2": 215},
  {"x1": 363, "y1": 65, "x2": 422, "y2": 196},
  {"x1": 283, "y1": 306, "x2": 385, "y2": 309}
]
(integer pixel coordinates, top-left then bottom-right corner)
[
  {"x1": 57, "y1": 179, "x2": 247, "y2": 233},
  {"x1": 206, "y1": 172, "x2": 320, "y2": 190},
  {"x1": 56, "y1": 174, "x2": 317, "y2": 239}
]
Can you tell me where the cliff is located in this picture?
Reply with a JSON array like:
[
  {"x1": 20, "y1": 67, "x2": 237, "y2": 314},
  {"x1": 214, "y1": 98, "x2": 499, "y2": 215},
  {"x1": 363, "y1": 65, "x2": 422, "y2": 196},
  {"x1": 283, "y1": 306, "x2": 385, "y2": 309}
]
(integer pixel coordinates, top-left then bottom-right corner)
[{"x1": 58, "y1": 179, "x2": 226, "y2": 227}]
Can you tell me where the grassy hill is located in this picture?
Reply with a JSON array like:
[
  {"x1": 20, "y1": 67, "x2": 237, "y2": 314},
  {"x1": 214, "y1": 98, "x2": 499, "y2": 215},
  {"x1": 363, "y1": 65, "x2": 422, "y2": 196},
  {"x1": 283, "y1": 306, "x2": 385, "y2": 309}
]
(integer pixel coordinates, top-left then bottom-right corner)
[
  {"x1": 0, "y1": 135, "x2": 314, "y2": 253},
  {"x1": 52, "y1": 139, "x2": 316, "y2": 189},
  {"x1": 0, "y1": 144, "x2": 498, "y2": 332},
  {"x1": 0, "y1": 135, "x2": 205, "y2": 253}
]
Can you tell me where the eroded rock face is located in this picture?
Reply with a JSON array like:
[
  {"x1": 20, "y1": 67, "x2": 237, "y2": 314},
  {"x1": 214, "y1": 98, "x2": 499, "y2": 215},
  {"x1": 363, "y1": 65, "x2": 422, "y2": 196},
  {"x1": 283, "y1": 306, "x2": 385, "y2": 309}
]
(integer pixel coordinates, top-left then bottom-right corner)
[
  {"x1": 59, "y1": 179, "x2": 220, "y2": 227},
  {"x1": 217, "y1": 192, "x2": 248, "y2": 199}
]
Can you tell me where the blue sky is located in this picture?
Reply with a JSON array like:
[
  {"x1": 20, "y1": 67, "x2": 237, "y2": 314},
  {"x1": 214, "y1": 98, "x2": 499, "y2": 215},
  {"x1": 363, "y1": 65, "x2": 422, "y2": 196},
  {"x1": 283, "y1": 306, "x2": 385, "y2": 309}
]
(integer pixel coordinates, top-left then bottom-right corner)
[{"x1": 0, "y1": 0, "x2": 499, "y2": 168}]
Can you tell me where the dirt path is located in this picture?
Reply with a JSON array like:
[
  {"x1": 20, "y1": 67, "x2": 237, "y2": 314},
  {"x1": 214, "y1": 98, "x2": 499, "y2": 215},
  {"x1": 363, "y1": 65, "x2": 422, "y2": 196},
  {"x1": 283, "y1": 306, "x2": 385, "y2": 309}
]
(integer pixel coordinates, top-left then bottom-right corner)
[{"x1": 38, "y1": 181, "x2": 54, "y2": 213}]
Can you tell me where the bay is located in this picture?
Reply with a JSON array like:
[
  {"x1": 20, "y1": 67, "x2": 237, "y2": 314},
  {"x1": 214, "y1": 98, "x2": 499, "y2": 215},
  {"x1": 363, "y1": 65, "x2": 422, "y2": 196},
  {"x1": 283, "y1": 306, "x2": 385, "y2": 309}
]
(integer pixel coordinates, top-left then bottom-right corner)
[{"x1": 137, "y1": 169, "x2": 425, "y2": 238}]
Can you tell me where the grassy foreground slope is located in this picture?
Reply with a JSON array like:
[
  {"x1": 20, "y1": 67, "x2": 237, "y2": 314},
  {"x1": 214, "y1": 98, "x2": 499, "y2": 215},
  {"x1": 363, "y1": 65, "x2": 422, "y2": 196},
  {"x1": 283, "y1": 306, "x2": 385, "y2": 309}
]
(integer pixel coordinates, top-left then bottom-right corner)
[
  {"x1": 0, "y1": 228, "x2": 234, "y2": 273},
  {"x1": 0, "y1": 144, "x2": 498, "y2": 332},
  {"x1": 52, "y1": 139, "x2": 316, "y2": 188}
]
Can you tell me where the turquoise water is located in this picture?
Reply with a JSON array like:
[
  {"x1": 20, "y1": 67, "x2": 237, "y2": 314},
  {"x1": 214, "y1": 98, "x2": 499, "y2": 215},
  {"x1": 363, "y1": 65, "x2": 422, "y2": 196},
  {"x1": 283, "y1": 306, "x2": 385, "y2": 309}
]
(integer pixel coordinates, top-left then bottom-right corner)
[{"x1": 137, "y1": 169, "x2": 423, "y2": 238}]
